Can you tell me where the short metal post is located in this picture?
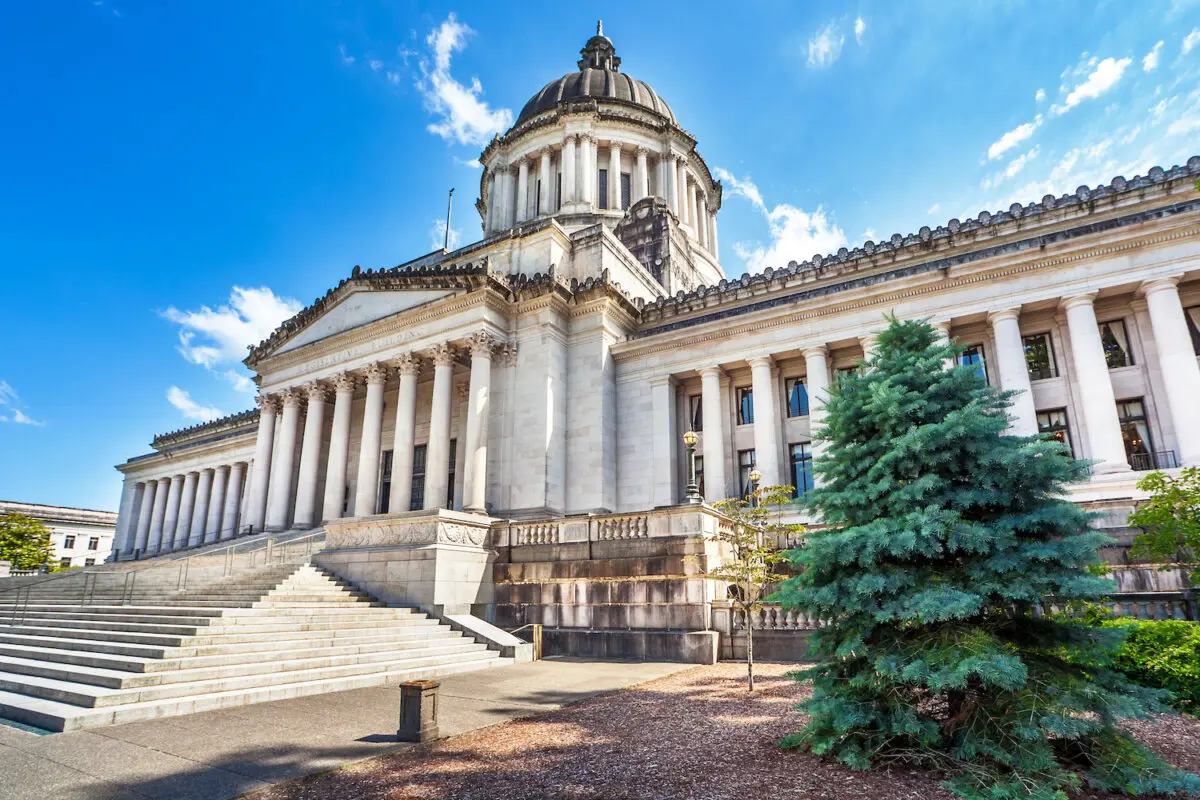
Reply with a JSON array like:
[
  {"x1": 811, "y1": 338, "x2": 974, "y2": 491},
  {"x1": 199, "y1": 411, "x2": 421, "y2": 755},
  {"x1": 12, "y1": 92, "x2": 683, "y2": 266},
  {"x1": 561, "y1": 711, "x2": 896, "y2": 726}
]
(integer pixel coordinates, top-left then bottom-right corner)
[{"x1": 398, "y1": 680, "x2": 440, "y2": 743}]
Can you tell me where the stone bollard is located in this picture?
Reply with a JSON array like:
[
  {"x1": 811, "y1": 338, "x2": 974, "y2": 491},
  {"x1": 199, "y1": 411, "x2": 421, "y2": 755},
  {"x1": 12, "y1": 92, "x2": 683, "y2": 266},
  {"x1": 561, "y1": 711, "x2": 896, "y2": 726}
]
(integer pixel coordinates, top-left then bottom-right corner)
[{"x1": 397, "y1": 680, "x2": 440, "y2": 743}]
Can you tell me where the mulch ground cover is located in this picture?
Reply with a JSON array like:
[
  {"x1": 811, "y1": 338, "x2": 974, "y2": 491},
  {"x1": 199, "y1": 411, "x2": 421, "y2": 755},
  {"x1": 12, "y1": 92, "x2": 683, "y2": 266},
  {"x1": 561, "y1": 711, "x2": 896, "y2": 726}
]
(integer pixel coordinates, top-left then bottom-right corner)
[{"x1": 245, "y1": 662, "x2": 1200, "y2": 800}]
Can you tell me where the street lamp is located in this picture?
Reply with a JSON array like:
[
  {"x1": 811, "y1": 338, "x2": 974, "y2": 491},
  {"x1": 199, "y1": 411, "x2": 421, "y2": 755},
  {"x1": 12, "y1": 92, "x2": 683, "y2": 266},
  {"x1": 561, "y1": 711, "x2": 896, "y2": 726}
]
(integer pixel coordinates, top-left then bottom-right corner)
[
  {"x1": 748, "y1": 468, "x2": 762, "y2": 507},
  {"x1": 682, "y1": 430, "x2": 702, "y2": 504}
]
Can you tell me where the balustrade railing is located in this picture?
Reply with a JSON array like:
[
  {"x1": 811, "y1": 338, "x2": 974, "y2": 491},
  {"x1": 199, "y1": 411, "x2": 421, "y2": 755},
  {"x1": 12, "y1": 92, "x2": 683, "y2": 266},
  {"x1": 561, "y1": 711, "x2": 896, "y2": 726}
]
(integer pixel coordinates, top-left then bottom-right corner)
[{"x1": 1129, "y1": 450, "x2": 1178, "y2": 472}]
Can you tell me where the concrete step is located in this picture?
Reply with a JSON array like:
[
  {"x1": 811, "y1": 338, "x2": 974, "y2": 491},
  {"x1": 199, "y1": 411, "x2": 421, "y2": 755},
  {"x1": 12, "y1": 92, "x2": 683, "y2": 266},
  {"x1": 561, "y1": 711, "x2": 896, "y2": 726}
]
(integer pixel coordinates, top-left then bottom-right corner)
[{"x1": 0, "y1": 653, "x2": 508, "y2": 733}]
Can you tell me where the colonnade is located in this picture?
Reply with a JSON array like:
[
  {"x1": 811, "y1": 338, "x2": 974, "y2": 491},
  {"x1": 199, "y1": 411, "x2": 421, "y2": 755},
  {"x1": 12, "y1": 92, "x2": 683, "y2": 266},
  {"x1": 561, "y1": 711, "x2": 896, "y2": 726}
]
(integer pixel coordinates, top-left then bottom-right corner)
[
  {"x1": 662, "y1": 277, "x2": 1200, "y2": 505},
  {"x1": 113, "y1": 461, "x2": 247, "y2": 557},
  {"x1": 483, "y1": 136, "x2": 718, "y2": 251}
]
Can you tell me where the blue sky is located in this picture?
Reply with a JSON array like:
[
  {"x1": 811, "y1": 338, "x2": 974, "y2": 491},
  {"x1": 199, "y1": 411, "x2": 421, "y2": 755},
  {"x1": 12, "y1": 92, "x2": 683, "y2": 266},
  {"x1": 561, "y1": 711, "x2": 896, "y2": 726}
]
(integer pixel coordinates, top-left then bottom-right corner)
[{"x1": 2, "y1": 1, "x2": 1199, "y2": 511}]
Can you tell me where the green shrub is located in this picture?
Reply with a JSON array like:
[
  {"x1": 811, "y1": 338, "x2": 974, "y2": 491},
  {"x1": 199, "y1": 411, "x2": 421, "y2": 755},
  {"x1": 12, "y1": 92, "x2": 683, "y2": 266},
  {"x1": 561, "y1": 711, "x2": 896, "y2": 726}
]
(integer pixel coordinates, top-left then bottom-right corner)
[{"x1": 1104, "y1": 618, "x2": 1200, "y2": 712}]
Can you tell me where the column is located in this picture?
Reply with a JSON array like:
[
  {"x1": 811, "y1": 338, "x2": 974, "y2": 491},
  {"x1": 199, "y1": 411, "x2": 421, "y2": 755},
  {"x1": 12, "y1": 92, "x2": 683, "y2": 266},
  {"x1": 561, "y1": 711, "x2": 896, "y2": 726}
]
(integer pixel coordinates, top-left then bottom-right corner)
[
  {"x1": 749, "y1": 356, "x2": 783, "y2": 487},
  {"x1": 699, "y1": 367, "x2": 728, "y2": 503},
  {"x1": 204, "y1": 465, "x2": 228, "y2": 544},
  {"x1": 322, "y1": 372, "x2": 356, "y2": 523},
  {"x1": 502, "y1": 167, "x2": 515, "y2": 228},
  {"x1": 462, "y1": 332, "x2": 497, "y2": 513},
  {"x1": 133, "y1": 480, "x2": 156, "y2": 555},
  {"x1": 587, "y1": 135, "x2": 599, "y2": 207},
  {"x1": 1062, "y1": 293, "x2": 1131, "y2": 473},
  {"x1": 483, "y1": 173, "x2": 495, "y2": 233},
  {"x1": 688, "y1": 181, "x2": 699, "y2": 233},
  {"x1": 664, "y1": 154, "x2": 680, "y2": 213},
  {"x1": 188, "y1": 468, "x2": 213, "y2": 547},
  {"x1": 147, "y1": 476, "x2": 171, "y2": 553},
  {"x1": 424, "y1": 344, "x2": 457, "y2": 510},
  {"x1": 220, "y1": 462, "x2": 245, "y2": 540},
  {"x1": 697, "y1": 195, "x2": 710, "y2": 249},
  {"x1": 245, "y1": 395, "x2": 279, "y2": 533},
  {"x1": 710, "y1": 213, "x2": 719, "y2": 257},
  {"x1": 608, "y1": 142, "x2": 622, "y2": 210},
  {"x1": 650, "y1": 376, "x2": 679, "y2": 507},
  {"x1": 293, "y1": 382, "x2": 329, "y2": 529},
  {"x1": 804, "y1": 346, "x2": 831, "y2": 472},
  {"x1": 159, "y1": 474, "x2": 184, "y2": 553},
  {"x1": 859, "y1": 334, "x2": 878, "y2": 362},
  {"x1": 538, "y1": 148, "x2": 553, "y2": 215},
  {"x1": 634, "y1": 146, "x2": 649, "y2": 202},
  {"x1": 113, "y1": 478, "x2": 139, "y2": 556},
  {"x1": 516, "y1": 158, "x2": 530, "y2": 223},
  {"x1": 930, "y1": 320, "x2": 955, "y2": 369},
  {"x1": 389, "y1": 354, "x2": 421, "y2": 513},
  {"x1": 677, "y1": 162, "x2": 689, "y2": 224},
  {"x1": 354, "y1": 362, "x2": 390, "y2": 516},
  {"x1": 265, "y1": 388, "x2": 303, "y2": 531},
  {"x1": 173, "y1": 472, "x2": 198, "y2": 550},
  {"x1": 1141, "y1": 276, "x2": 1200, "y2": 466},
  {"x1": 988, "y1": 309, "x2": 1038, "y2": 436},
  {"x1": 562, "y1": 135, "x2": 577, "y2": 205}
]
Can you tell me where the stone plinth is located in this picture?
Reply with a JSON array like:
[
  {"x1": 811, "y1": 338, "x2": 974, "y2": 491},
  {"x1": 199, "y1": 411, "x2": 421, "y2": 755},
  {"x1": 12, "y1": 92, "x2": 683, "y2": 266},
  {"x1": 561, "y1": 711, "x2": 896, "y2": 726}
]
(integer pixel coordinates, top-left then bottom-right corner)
[
  {"x1": 397, "y1": 680, "x2": 440, "y2": 743},
  {"x1": 317, "y1": 509, "x2": 496, "y2": 615}
]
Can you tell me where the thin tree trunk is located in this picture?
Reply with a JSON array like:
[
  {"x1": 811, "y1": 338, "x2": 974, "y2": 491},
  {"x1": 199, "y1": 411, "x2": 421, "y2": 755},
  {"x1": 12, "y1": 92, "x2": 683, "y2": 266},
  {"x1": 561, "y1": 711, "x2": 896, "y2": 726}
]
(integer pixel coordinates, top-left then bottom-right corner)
[{"x1": 747, "y1": 614, "x2": 755, "y2": 692}]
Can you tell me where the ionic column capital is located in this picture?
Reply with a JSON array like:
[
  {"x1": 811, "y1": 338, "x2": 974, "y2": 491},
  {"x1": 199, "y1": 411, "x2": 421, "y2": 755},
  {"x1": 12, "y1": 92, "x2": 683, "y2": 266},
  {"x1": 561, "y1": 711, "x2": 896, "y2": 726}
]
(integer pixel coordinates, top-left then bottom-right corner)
[
  {"x1": 577, "y1": 132, "x2": 594, "y2": 144},
  {"x1": 1060, "y1": 292, "x2": 1099, "y2": 312},
  {"x1": 279, "y1": 387, "x2": 305, "y2": 408},
  {"x1": 331, "y1": 371, "x2": 358, "y2": 392},
  {"x1": 303, "y1": 381, "x2": 330, "y2": 403},
  {"x1": 1139, "y1": 274, "x2": 1185, "y2": 298},
  {"x1": 698, "y1": 366, "x2": 725, "y2": 380},
  {"x1": 255, "y1": 393, "x2": 282, "y2": 414},
  {"x1": 466, "y1": 330, "x2": 501, "y2": 358},
  {"x1": 986, "y1": 307, "x2": 1022, "y2": 325},
  {"x1": 802, "y1": 345, "x2": 829, "y2": 360},
  {"x1": 429, "y1": 343, "x2": 458, "y2": 367},
  {"x1": 747, "y1": 355, "x2": 774, "y2": 370},
  {"x1": 635, "y1": 145, "x2": 650, "y2": 157},
  {"x1": 392, "y1": 352, "x2": 423, "y2": 377},
  {"x1": 361, "y1": 361, "x2": 391, "y2": 385}
]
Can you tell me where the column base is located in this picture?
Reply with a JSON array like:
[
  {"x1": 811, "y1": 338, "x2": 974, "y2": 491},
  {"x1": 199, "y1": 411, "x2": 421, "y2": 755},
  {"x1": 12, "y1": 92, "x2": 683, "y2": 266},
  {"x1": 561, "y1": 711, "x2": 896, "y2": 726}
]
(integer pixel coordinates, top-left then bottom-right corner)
[{"x1": 1092, "y1": 460, "x2": 1133, "y2": 475}]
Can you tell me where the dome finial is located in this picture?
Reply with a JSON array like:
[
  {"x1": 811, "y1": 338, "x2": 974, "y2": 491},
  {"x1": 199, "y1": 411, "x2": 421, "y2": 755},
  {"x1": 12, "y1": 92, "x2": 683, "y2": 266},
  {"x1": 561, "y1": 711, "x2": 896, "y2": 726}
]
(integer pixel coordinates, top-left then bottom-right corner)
[
  {"x1": 597, "y1": 20, "x2": 603, "y2": 36},
  {"x1": 578, "y1": 23, "x2": 620, "y2": 71}
]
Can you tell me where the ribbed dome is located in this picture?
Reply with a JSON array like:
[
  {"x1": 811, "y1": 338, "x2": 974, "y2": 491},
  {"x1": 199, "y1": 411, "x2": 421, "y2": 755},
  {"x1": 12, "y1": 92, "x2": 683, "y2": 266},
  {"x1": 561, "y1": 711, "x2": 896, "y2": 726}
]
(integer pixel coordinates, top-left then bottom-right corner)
[{"x1": 515, "y1": 24, "x2": 676, "y2": 126}]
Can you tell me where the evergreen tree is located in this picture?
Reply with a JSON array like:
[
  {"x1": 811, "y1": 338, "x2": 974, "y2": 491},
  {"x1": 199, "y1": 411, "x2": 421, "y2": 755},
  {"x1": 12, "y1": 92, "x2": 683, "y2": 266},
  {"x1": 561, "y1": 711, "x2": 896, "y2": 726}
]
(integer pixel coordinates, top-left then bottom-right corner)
[{"x1": 775, "y1": 318, "x2": 1199, "y2": 800}]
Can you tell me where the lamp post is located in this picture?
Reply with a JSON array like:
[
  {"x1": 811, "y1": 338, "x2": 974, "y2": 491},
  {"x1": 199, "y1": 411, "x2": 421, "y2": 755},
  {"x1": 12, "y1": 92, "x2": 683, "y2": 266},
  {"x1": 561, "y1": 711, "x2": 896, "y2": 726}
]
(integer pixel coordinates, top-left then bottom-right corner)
[
  {"x1": 748, "y1": 468, "x2": 762, "y2": 507},
  {"x1": 682, "y1": 430, "x2": 702, "y2": 504}
]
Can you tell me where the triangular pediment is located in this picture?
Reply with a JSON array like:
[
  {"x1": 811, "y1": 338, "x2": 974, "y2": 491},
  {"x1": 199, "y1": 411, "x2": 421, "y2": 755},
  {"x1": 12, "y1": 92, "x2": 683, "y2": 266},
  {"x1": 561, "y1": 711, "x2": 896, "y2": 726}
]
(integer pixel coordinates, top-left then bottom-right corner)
[{"x1": 274, "y1": 287, "x2": 454, "y2": 355}]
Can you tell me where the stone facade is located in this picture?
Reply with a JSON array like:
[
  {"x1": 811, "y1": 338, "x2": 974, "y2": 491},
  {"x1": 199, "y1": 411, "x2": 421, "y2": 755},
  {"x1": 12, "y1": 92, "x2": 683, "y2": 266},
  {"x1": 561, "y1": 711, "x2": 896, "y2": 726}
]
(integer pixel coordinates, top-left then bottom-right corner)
[
  {"x1": 0, "y1": 501, "x2": 117, "y2": 570},
  {"x1": 110, "y1": 27, "x2": 1200, "y2": 660}
]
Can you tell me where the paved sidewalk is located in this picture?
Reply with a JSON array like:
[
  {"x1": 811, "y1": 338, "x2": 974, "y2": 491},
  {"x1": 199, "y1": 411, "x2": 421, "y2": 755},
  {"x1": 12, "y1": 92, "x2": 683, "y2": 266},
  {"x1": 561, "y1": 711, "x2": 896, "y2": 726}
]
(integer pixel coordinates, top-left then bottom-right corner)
[{"x1": 0, "y1": 658, "x2": 691, "y2": 800}]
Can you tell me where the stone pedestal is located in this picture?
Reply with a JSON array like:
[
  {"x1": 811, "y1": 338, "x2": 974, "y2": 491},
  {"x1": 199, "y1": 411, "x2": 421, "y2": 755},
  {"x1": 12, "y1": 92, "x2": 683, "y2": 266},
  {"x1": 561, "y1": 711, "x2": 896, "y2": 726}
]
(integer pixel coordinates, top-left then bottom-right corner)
[{"x1": 397, "y1": 680, "x2": 440, "y2": 743}]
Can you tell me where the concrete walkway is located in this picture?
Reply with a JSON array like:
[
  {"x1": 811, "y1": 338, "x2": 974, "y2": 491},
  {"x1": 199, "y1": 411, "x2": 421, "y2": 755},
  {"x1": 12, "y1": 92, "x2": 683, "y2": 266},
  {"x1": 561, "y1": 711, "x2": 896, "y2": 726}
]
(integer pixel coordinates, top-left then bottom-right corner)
[{"x1": 0, "y1": 658, "x2": 691, "y2": 800}]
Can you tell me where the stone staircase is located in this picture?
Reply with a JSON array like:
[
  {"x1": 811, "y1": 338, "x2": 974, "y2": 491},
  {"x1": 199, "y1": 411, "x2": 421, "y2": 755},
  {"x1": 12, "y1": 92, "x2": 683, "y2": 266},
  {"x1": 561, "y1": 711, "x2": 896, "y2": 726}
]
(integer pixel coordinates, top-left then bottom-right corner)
[{"x1": 0, "y1": 563, "x2": 511, "y2": 732}]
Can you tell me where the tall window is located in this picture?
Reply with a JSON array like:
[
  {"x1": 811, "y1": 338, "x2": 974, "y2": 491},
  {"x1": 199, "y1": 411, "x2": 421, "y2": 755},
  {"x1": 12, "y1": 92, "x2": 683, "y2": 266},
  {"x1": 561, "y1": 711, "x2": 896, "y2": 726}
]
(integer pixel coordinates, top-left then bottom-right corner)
[
  {"x1": 409, "y1": 444, "x2": 427, "y2": 511},
  {"x1": 688, "y1": 394, "x2": 703, "y2": 432},
  {"x1": 447, "y1": 439, "x2": 458, "y2": 508},
  {"x1": 87, "y1": 537, "x2": 99, "y2": 551},
  {"x1": 63, "y1": 535, "x2": 76, "y2": 549},
  {"x1": 1186, "y1": 305, "x2": 1200, "y2": 355},
  {"x1": 694, "y1": 455, "x2": 705, "y2": 497},
  {"x1": 736, "y1": 387, "x2": 754, "y2": 425},
  {"x1": 785, "y1": 378, "x2": 809, "y2": 418},
  {"x1": 789, "y1": 443, "x2": 814, "y2": 498},
  {"x1": 958, "y1": 344, "x2": 988, "y2": 382},
  {"x1": 1099, "y1": 320, "x2": 1133, "y2": 368},
  {"x1": 535, "y1": 180, "x2": 542, "y2": 215},
  {"x1": 378, "y1": 450, "x2": 393, "y2": 514},
  {"x1": 1036, "y1": 408, "x2": 1073, "y2": 457},
  {"x1": 620, "y1": 172, "x2": 631, "y2": 210},
  {"x1": 556, "y1": 173, "x2": 562, "y2": 210},
  {"x1": 738, "y1": 450, "x2": 757, "y2": 497},
  {"x1": 597, "y1": 169, "x2": 609, "y2": 209},
  {"x1": 1023, "y1": 333, "x2": 1057, "y2": 380},
  {"x1": 1117, "y1": 399, "x2": 1154, "y2": 469}
]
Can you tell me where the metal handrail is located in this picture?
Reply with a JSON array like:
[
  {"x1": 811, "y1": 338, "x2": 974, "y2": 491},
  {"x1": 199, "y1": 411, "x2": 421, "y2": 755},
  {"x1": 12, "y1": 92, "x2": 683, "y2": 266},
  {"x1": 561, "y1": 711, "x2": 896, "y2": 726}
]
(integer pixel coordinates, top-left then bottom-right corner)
[{"x1": 508, "y1": 623, "x2": 544, "y2": 660}]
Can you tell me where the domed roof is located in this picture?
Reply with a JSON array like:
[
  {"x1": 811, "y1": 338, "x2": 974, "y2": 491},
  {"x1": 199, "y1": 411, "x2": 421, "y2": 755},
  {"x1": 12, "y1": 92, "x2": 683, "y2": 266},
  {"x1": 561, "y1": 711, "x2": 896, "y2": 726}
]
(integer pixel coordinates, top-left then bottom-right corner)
[{"x1": 515, "y1": 23, "x2": 676, "y2": 126}]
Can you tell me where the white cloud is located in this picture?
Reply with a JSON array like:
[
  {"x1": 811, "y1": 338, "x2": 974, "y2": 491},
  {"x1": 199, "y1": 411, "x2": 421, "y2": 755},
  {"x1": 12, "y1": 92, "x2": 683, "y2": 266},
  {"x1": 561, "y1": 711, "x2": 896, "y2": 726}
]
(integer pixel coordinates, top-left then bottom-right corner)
[
  {"x1": 987, "y1": 117, "x2": 1041, "y2": 160},
  {"x1": 862, "y1": 229, "x2": 877, "y2": 243},
  {"x1": 385, "y1": 71, "x2": 400, "y2": 85},
  {"x1": 368, "y1": 59, "x2": 383, "y2": 72},
  {"x1": 1005, "y1": 146, "x2": 1040, "y2": 179},
  {"x1": 453, "y1": 156, "x2": 482, "y2": 169},
  {"x1": 926, "y1": 203, "x2": 940, "y2": 215},
  {"x1": 338, "y1": 44, "x2": 354, "y2": 65},
  {"x1": 1053, "y1": 57, "x2": 1131, "y2": 114},
  {"x1": 1143, "y1": 41, "x2": 1164, "y2": 72},
  {"x1": 416, "y1": 13, "x2": 513, "y2": 146},
  {"x1": 714, "y1": 168, "x2": 848, "y2": 272},
  {"x1": 1167, "y1": 114, "x2": 1200, "y2": 135},
  {"x1": 1035, "y1": 88, "x2": 1046, "y2": 102},
  {"x1": 166, "y1": 386, "x2": 223, "y2": 423},
  {"x1": 1183, "y1": 29, "x2": 1200, "y2": 55},
  {"x1": 854, "y1": 17, "x2": 866, "y2": 45},
  {"x1": 430, "y1": 219, "x2": 463, "y2": 251},
  {"x1": 807, "y1": 22, "x2": 845, "y2": 69},
  {"x1": 162, "y1": 286, "x2": 301, "y2": 393},
  {"x1": 10, "y1": 409, "x2": 43, "y2": 426},
  {"x1": 0, "y1": 380, "x2": 43, "y2": 426}
]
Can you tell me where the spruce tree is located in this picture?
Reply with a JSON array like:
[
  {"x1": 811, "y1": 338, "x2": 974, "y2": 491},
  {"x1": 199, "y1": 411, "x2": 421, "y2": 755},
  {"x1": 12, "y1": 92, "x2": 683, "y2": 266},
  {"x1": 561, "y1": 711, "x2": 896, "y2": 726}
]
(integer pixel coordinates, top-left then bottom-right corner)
[{"x1": 775, "y1": 318, "x2": 1199, "y2": 800}]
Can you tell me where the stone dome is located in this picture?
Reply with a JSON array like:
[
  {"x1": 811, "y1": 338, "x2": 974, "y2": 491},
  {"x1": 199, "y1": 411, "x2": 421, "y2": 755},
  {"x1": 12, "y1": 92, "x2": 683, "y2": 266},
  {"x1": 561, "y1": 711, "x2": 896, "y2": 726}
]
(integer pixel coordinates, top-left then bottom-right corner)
[{"x1": 515, "y1": 23, "x2": 676, "y2": 126}]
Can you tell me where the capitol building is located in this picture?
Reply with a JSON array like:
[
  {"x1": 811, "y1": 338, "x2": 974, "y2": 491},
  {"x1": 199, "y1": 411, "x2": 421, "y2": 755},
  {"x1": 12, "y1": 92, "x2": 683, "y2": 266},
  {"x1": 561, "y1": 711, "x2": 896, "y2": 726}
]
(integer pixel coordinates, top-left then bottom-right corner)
[{"x1": 107, "y1": 27, "x2": 1200, "y2": 656}]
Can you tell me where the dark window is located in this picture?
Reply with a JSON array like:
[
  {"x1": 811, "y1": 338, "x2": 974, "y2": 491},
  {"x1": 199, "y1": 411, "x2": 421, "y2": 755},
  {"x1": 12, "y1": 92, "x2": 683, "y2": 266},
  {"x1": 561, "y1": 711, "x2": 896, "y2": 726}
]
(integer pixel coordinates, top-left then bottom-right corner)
[
  {"x1": 620, "y1": 172, "x2": 631, "y2": 210},
  {"x1": 343, "y1": 484, "x2": 351, "y2": 515},
  {"x1": 790, "y1": 443, "x2": 814, "y2": 498},
  {"x1": 447, "y1": 439, "x2": 457, "y2": 508},
  {"x1": 736, "y1": 387, "x2": 754, "y2": 425},
  {"x1": 694, "y1": 455, "x2": 705, "y2": 497},
  {"x1": 556, "y1": 172, "x2": 562, "y2": 210},
  {"x1": 84, "y1": 558, "x2": 95, "y2": 566},
  {"x1": 1117, "y1": 399, "x2": 1153, "y2": 467},
  {"x1": 597, "y1": 169, "x2": 609, "y2": 209},
  {"x1": 410, "y1": 444, "x2": 427, "y2": 511},
  {"x1": 63, "y1": 535, "x2": 76, "y2": 549},
  {"x1": 958, "y1": 344, "x2": 988, "y2": 382},
  {"x1": 535, "y1": 180, "x2": 542, "y2": 214},
  {"x1": 1037, "y1": 408, "x2": 1073, "y2": 457},
  {"x1": 378, "y1": 450, "x2": 393, "y2": 514},
  {"x1": 738, "y1": 450, "x2": 757, "y2": 497},
  {"x1": 60, "y1": 557, "x2": 72, "y2": 568},
  {"x1": 688, "y1": 394, "x2": 703, "y2": 432},
  {"x1": 1186, "y1": 305, "x2": 1200, "y2": 355},
  {"x1": 1023, "y1": 333, "x2": 1057, "y2": 380},
  {"x1": 87, "y1": 537, "x2": 99, "y2": 551},
  {"x1": 785, "y1": 378, "x2": 809, "y2": 418},
  {"x1": 1099, "y1": 319, "x2": 1133, "y2": 368}
]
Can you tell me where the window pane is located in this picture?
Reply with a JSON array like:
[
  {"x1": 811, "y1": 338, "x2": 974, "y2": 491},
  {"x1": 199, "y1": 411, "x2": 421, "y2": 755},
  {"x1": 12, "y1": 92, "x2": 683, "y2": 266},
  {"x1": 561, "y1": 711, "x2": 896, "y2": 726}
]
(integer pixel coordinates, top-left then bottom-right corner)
[
  {"x1": 790, "y1": 443, "x2": 814, "y2": 498},
  {"x1": 1023, "y1": 334, "x2": 1057, "y2": 379},
  {"x1": 88, "y1": 537, "x2": 99, "y2": 550},
  {"x1": 738, "y1": 449, "x2": 756, "y2": 497},
  {"x1": 620, "y1": 173, "x2": 631, "y2": 210},
  {"x1": 957, "y1": 345, "x2": 987, "y2": 382},
  {"x1": 1099, "y1": 320, "x2": 1132, "y2": 368},
  {"x1": 785, "y1": 378, "x2": 809, "y2": 417},
  {"x1": 597, "y1": 169, "x2": 608, "y2": 209},
  {"x1": 1186, "y1": 306, "x2": 1200, "y2": 356},
  {"x1": 1117, "y1": 399, "x2": 1153, "y2": 464},
  {"x1": 410, "y1": 444, "x2": 427, "y2": 511},
  {"x1": 694, "y1": 455, "x2": 705, "y2": 497},
  {"x1": 737, "y1": 388, "x2": 754, "y2": 425},
  {"x1": 689, "y1": 394, "x2": 703, "y2": 431},
  {"x1": 447, "y1": 439, "x2": 457, "y2": 508},
  {"x1": 64, "y1": 535, "x2": 75, "y2": 549},
  {"x1": 1036, "y1": 408, "x2": 1073, "y2": 457}
]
